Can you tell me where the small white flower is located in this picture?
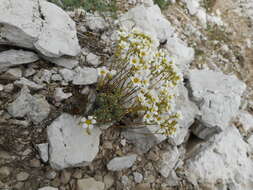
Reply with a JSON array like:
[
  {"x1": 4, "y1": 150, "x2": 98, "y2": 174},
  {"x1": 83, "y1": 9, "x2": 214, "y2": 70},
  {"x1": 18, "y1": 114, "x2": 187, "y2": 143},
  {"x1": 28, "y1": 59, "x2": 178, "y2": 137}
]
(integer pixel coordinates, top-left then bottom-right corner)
[
  {"x1": 80, "y1": 116, "x2": 96, "y2": 129},
  {"x1": 130, "y1": 56, "x2": 139, "y2": 65},
  {"x1": 130, "y1": 76, "x2": 142, "y2": 87},
  {"x1": 97, "y1": 67, "x2": 109, "y2": 77},
  {"x1": 143, "y1": 112, "x2": 154, "y2": 123}
]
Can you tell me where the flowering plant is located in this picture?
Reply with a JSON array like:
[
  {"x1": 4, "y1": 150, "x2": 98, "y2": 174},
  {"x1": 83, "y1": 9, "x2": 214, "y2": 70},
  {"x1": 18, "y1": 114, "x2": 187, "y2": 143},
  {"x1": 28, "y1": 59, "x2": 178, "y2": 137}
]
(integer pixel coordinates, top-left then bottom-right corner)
[{"x1": 80, "y1": 28, "x2": 182, "y2": 136}]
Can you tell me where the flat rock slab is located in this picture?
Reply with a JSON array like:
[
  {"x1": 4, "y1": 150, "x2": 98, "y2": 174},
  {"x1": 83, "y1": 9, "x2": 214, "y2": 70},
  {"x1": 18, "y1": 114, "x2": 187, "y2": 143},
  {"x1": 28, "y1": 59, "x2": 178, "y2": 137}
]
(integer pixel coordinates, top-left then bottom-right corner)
[
  {"x1": 0, "y1": 50, "x2": 39, "y2": 70},
  {"x1": 107, "y1": 154, "x2": 137, "y2": 171},
  {"x1": 187, "y1": 69, "x2": 246, "y2": 139},
  {"x1": 0, "y1": 0, "x2": 80, "y2": 58},
  {"x1": 47, "y1": 113, "x2": 101, "y2": 170}
]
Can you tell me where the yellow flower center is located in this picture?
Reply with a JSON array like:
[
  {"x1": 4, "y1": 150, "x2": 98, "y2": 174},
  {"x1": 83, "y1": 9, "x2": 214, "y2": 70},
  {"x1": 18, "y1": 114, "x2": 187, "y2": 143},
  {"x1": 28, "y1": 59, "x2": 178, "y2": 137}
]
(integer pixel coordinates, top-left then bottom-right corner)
[
  {"x1": 85, "y1": 120, "x2": 92, "y2": 125},
  {"x1": 133, "y1": 77, "x2": 140, "y2": 83}
]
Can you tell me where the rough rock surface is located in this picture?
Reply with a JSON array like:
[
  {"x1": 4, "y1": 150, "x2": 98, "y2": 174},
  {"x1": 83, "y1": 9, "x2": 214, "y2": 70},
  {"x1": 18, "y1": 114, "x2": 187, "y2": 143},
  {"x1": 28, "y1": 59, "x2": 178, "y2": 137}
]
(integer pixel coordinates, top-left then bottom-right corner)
[
  {"x1": 72, "y1": 67, "x2": 98, "y2": 85},
  {"x1": 7, "y1": 86, "x2": 50, "y2": 123},
  {"x1": 0, "y1": 0, "x2": 80, "y2": 58},
  {"x1": 0, "y1": 50, "x2": 39, "y2": 70},
  {"x1": 184, "y1": 127, "x2": 253, "y2": 190},
  {"x1": 122, "y1": 125, "x2": 167, "y2": 153},
  {"x1": 188, "y1": 69, "x2": 246, "y2": 139},
  {"x1": 107, "y1": 154, "x2": 137, "y2": 171},
  {"x1": 47, "y1": 114, "x2": 101, "y2": 170},
  {"x1": 158, "y1": 146, "x2": 180, "y2": 178},
  {"x1": 14, "y1": 77, "x2": 44, "y2": 90}
]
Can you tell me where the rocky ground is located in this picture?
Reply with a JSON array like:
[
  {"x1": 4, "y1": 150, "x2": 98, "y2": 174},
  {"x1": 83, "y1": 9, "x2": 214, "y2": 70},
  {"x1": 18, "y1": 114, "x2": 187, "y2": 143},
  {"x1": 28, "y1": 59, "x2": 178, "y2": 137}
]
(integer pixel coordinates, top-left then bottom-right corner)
[{"x1": 0, "y1": 0, "x2": 253, "y2": 190}]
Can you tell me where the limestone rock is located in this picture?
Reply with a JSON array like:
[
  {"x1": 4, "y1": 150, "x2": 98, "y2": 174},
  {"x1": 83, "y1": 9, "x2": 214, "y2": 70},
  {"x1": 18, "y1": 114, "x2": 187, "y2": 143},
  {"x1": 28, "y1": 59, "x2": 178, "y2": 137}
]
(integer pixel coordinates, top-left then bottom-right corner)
[
  {"x1": 122, "y1": 125, "x2": 166, "y2": 153},
  {"x1": 107, "y1": 154, "x2": 137, "y2": 171},
  {"x1": 0, "y1": 50, "x2": 39, "y2": 70},
  {"x1": 0, "y1": 0, "x2": 80, "y2": 58},
  {"x1": 187, "y1": 69, "x2": 246, "y2": 139},
  {"x1": 158, "y1": 146, "x2": 180, "y2": 178},
  {"x1": 72, "y1": 67, "x2": 98, "y2": 85},
  {"x1": 86, "y1": 13, "x2": 108, "y2": 32},
  {"x1": 86, "y1": 53, "x2": 101, "y2": 67},
  {"x1": 14, "y1": 77, "x2": 44, "y2": 90},
  {"x1": 184, "y1": 127, "x2": 253, "y2": 189},
  {"x1": 49, "y1": 57, "x2": 79, "y2": 69},
  {"x1": 47, "y1": 113, "x2": 101, "y2": 170},
  {"x1": 77, "y1": 178, "x2": 105, "y2": 190},
  {"x1": 7, "y1": 87, "x2": 50, "y2": 123},
  {"x1": 133, "y1": 172, "x2": 143, "y2": 183},
  {"x1": 36, "y1": 143, "x2": 49, "y2": 163},
  {"x1": 59, "y1": 68, "x2": 75, "y2": 82},
  {"x1": 54, "y1": 88, "x2": 72, "y2": 102}
]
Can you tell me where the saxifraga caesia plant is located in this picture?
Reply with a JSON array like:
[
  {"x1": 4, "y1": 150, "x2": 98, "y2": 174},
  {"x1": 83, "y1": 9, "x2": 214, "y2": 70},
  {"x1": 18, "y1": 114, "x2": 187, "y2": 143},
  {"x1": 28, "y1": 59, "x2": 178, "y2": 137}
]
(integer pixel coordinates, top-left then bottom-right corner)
[{"x1": 80, "y1": 28, "x2": 183, "y2": 136}]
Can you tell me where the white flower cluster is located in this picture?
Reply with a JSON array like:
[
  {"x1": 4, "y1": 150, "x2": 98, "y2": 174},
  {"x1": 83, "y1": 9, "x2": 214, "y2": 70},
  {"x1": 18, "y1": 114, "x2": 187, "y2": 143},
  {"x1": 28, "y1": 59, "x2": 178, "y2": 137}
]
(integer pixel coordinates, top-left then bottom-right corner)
[{"x1": 114, "y1": 28, "x2": 183, "y2": 135}]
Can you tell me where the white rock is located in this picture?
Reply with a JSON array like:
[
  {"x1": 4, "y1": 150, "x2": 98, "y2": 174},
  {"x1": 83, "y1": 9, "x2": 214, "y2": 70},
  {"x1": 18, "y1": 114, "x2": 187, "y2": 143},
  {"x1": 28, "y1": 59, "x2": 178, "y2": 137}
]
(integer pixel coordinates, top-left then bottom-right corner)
[
  {"x1": 33, "y1": 69, "x2": 53, "y2": 84},
  {"x1": 38, "y1": 187, "x2": 58, "y2": 190},
  {"x1": 54, "y1": 88, "x2": 72, "y2": 102},
  {"x1": 77, "y1": 178, "x2": 105, "y2": 190},
  {"x1": 47, "y1": 113, "x2": 101, "y2": 170},
  {"x1": 14, "y1": 77, "x2": 44, "y2": 90},
  {"x1": 188, "y1": 69, "x2": 246, "y2": 139},
  {"x1": 0, "y1": 84, "x2": 3, "y2": 91},
  {"x1": 0, "y1": 0, "x2": 80, "y2": 58},
  {"x1": 7, "y1": 86, "x2": 50, "y2": 123},
  {"x1": 51, "y1": 74, "x2": 62, "y2": 81},
  {"x1": 0, "y1": 50, "x2": 39, "y2": 70},
  {"x1": 121, "y1": 175, "x2": 129, "y2": 185},
  {"x1": 86, "y1": 13, "x2": 108, "y2": 32},
  {"x1": 119, "y1": 5, "x2": 174, "y2": 42},
  {"x1": 236, "y1": 111, "x2": 253, "y2": 134},
  {"x1": 107, "y1": 154, "x2": 137, "y2": 171},
  {"x1": 49, "y1": 57, "x2": 79, "y2": 69},
  {"x1": 73, "y1": 67, "x2": 98, "y2": 85},
  {"x1": 59, "y1": 68, "x2": 75, "y2": 82},
  {"x1": 165, "y1": 38, "x2": 195, "y2": 74},
  {"x1": 133, "y1": 172, "x2": 143, "y2": 183},
  {"x1": 122, "y1": 125, "x2": 167, "y2": 153},
  {"x1": 36, "y1": 143, "x2": 49, "y2": 163},
  {"x1": 86, "y1": 53, "x2": 101, "y2": 67},
  {"x1": 184, "y1": 127, "x2": 253, "y2": 189},
  {"x1": 158, "y1": 146, "x2": 179, "y2": 178}
]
